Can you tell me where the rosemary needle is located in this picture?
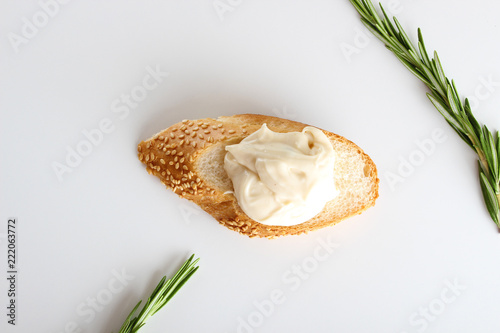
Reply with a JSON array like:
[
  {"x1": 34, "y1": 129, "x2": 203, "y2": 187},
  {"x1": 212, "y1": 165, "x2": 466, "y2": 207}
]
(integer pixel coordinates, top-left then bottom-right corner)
[
  {"x1": 114, "y1": 254, "x2": 199, "y2": 333},
  {"x1": 348, "y1": 0, "x2": 500, "y2": 228}
]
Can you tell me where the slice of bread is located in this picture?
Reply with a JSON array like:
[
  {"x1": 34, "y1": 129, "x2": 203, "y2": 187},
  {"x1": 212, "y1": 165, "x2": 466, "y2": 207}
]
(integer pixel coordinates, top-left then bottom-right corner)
[{"x1": 138, "y1": 114, "x2": 379, "y2": 238}]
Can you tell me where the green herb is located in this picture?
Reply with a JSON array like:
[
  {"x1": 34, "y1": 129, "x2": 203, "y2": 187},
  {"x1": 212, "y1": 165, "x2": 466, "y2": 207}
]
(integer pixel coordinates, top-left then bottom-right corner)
[
  {"x1": 348, "y1": 0, "x2": 500, "y2": 228},
  {"x1": 115, "y1": 254, "x2": 199, "y2": 333}
]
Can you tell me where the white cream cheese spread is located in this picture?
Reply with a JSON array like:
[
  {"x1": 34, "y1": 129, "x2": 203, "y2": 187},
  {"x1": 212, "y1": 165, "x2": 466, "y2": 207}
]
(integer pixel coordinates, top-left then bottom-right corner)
[{"x1": 224, "y1": 124, "x2": 338, "y2": 226}]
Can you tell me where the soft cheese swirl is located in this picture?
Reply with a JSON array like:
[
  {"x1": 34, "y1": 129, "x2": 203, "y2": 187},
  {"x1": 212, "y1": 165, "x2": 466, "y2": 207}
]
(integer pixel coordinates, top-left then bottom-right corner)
[{"x1": 224, "y1": 124, "x2": 338, "y2": 226}]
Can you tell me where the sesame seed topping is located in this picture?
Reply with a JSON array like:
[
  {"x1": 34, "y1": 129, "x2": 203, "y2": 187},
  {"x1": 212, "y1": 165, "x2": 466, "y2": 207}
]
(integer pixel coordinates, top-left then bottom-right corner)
[
  {"x1": 191, "y1": 132, "x2": 196, "y2": 138},
  {"x1": 177, "y1": 152, "x2": 184, "y2": 156},
  {"x1": 172, "y1": 128, "x2": 178, "y2": 132},
  {"x1": 183, "y1": 165, "x2": 188, "y2": 170},
  {"x1": 204, "y1": 130, "x2": 210, "y2": 134},
  {"x1": 217, "y1": 123, "x2": 223, "y2": 128},
  {"x1": 138, "y1": 146, "x2": 142, "y2": 152},
  {"x1": 150, "y1": 153, "x2": 155, "y2": 160},
  {"x1": 169, "y1": 161, "x2": 174, "y2": 165},
  {"x1": 172, "y1": 149, "x2": 177, "y2": 155},
  {"x1": 182, "y1": 119, "x2": 188, "y2": 123},
  {"x1": 180, "y1": 157, "x2": 185, "y2": 163},
  {"x1": 139, "y1": 153, "x2": 144, "y2": 161},
  {"x1": 179, "y1": 140, "x2": 184, "y2": 146},
  {"x1": 179, "y1": 134, "x2": 185, "y2": 139},
  {"x1": 192, "y1": 142, "x2": 197, "y2": 147},
  {"x1": 228, "y1": 129, "x2": 236, "y2": 134},
  {"x1": 166, "y1": 151, "x2": 171, "y2": 155},
  {"x1": 159, "y1": 136, "x2": 164, "y2": 140},
  {"x1": 174, "y1": 156, "x2": 178, "y2": 162},
  {"x1": 221, "y1": 129, "x2": 225, "y2": 134},
  {"x1": 185, "y1": 130, "x2": 190, "y2": 135},
  {"x1": 201, "y1": 124, "x2": 208, "y2": 129},
  {"x1": 146, "y1": 142, "x2": 151, "y2": 149},
  {"x1": 180, "y1": 125, "x2": 187, "y2": 130},
  {"x1": 198, "y1": 134, "x2": 204, "y2": 139},
  {"x1": 160, "y1": 159, "x2": 165, "y2": 164},
  {"x1": 175, "y1": 163, "x2": 179, "y2": 169},
  {"x1": 193, "y1": 127, "x2": 199, "y2": 131},
  {"x1": 212, "y1": 125, "x2": 217, "y2": 130},
  {"x1": 145, "y1": 155, "x2": 150, "y2": 162},
  {"x1": 163, "y1": 147, "x2": 167, "y2": 152},
  {"x1": 188, "y1": 121, "x2": 194, "y2": 126},
  {"x1": 170, "y1": 133, "x2": 175, "y2": 139}
]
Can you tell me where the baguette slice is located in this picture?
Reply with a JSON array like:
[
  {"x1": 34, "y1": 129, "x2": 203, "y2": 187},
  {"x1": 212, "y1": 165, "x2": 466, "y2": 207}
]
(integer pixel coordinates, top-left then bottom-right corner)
[{"x1": 138, "y1": 114, "x2": 379, "y2": 238}]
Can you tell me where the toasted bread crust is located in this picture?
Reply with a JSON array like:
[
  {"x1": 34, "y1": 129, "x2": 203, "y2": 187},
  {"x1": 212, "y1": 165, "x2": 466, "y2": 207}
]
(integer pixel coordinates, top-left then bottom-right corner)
[{"x1": 138, "y1": 114, "x2": 379, "y2": 238}]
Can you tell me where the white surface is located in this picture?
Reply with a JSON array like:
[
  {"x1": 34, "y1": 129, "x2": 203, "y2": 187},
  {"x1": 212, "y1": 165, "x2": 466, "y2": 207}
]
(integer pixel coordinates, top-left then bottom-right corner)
[{"x1": 1, "y1": 0, "x2": 500, "y2": 332}]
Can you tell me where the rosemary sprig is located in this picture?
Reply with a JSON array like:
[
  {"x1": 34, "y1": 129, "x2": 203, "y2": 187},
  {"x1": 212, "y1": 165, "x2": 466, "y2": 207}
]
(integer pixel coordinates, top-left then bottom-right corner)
[
  {"x1": 348, "y1": 0, "x2": 500, "y2": 228},
  {"x1": 115, "y1": 254, "x2": 199, "y2": 333}
]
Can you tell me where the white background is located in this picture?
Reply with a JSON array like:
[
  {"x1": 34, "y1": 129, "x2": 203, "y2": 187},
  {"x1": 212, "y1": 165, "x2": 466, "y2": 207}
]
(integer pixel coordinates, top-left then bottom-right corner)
[{"x1": 1, "y1": 0, "x2": 500, "y2": 332}]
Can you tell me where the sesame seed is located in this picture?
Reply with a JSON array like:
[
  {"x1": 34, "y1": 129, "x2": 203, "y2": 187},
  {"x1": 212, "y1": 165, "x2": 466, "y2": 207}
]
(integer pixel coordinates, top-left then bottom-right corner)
[
  {"x1": 180, "y1": 157, "x2": 185, "y2": 163},
  {"x1": 170, "y1": 143, "x2": 177, "y2": 149},
  {"x1": 204, "y1": 130, "x2": 210, "y2": 134},
  {"x1": 193, "y1": 127, "x2": 199, "y2": 131},
  {"x1": 170, "y1": 133, "x2": 175, "y2": 139},
  {"x1": 172, "y1": 149, "x2": 177, "y2": 155},
  {"x1": 172, "y1": 128, "x2": 178, "y2": 132},
  {"x1": 228, "y1": 129, "x2": 236, "y2": 134},
  {"x1": 164, "y1": 137, "x2": 169, "y2": 143},
  {"x1": 183, "y1": 165, "x2": 188, "y2": 170},
  {"x1": 166, "y1": 151, "x2": 171, "y2": 155},
  {"x1": 174, "y1": 156, "x2": 178, "y2": 162},
  {"x1": 163, "y1": 147, "x2": 167, "y2": 152},
  {"x1": 169, "y1": 161, "x2": 174, "y2": 165},
  {"x1": 185, "y1": 130, "x2": 190, "y2": 135},
  {"x1": 180, "y1": 125, "x2": 187, "y2": 131},
  {"x1": 146, "y1": 142, "x2": 151, "y2": 149},
  {"x1": 242, "y1": 129, "x2": 247, "y2": 133},
  {"x1": 159, "y1": 136, "x2": 164, "y2": 140},
  {"x1": 212, "y1": 125, "x2": 217, "y2": 130},
  {"x1": 160, "y1": 159, "x2": 165, "y2": 164},
  {"x1": 217, "y1": 123, "x2": 223, "y2": 128},
  {"x1": 221, "y1": 129, "x2": 225, "y2": 133},
  {"x1": 150, "y1": 153, "x2": 155, "y2": 160},
  {"x1": 188, "y1": 121, "x2": 194, "y2": 126},
  {"x1": 175, "y1": 163, "x2": 179, "y2": 169},
  {"x1": 177, "y1": 152, "x2": 184, "y2": 156},
  {"x1": 192, "y1": 142, "x2": 197, "y2": 148},
  {"x1": 198, "y1": 134, "x2": 204, "y2": 139},
  {"x1": 139, "y1": 153, "x2": 144, "y2": 161},
  {"x1": 179, "y1": 140, "x2": 185, "y2": 146},
  {"x1": 145, "y1": 155, "x2": 150, "y2": 162},
  {"x1": 161, "y1": 171, "x2": 166, "y2": 176},
  {"x1": 138, "y1": 146, "x2": 142, "y2": 152},
  {"x1": 201, "y1": 124, "x2": 208, "y2": 129},
  {"x1": 182, "y1": 119, "x2": 188, "y2": 123}
]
